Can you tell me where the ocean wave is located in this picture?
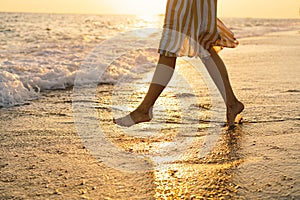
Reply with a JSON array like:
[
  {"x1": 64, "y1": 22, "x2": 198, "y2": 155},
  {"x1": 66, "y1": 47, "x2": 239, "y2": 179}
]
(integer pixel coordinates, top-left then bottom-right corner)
[{"x1": 0, "y1": 50, "x2": 156, "y2": 108}]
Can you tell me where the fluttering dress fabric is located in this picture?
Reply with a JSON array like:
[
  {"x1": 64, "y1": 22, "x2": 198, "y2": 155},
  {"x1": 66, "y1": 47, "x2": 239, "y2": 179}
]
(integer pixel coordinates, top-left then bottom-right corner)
[{"x1": 158, "y1": 0, "x2": 238, "y2": 58}]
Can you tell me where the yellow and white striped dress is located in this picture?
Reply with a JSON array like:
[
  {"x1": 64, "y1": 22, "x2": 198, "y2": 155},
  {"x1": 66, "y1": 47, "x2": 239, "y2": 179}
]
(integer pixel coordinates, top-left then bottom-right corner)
[{"x1": 158, "y1": 0, "x2": 238, "y2": 58}]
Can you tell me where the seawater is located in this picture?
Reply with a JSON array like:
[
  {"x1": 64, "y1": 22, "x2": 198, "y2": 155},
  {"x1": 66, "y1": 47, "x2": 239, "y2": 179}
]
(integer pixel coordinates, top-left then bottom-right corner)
[{"x1": 0, "y1": 12, "x2": 299, "y2": 107}]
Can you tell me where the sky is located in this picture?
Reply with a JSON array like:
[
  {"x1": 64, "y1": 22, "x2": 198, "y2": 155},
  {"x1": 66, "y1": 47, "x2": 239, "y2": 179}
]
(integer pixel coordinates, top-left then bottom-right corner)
[{"x1": 0, "y1": 0, "x2": 299, "y2": 18}]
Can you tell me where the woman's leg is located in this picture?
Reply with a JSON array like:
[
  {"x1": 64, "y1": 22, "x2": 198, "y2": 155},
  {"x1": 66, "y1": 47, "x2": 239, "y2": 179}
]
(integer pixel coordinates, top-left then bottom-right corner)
[
  {"x1": 113, "y1": 55, "x2": 177, "y2": 127},
  {"x1": 202, "y1": 47, "x2": 244, "y2": 127}
]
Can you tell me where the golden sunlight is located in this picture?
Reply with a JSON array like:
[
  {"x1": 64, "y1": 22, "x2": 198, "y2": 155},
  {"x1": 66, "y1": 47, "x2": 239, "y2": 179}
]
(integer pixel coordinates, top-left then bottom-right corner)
[
  {"x1": 103, "y1": 0, "x2": 167, "y2": 16},
  {"x1": 0, "y1": 0, "x2": 298, "y2": 18}
]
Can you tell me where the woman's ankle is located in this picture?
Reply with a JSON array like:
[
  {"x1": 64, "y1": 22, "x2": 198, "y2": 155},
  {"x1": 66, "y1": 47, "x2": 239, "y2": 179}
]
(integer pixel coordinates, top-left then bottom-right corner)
[
  {"x1": 226, "y1": 100, "x2": 244, "y2": 112},
  {"x1": 136, "y1": 105, "x2": 153, "y2": 114}
]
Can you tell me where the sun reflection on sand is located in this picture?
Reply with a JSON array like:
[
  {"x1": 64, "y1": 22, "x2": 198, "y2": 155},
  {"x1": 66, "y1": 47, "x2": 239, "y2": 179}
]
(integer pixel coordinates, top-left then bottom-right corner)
[
  {"x1": 153, "y1": 128, "x2": 244, "y2": 199},
  {"x1": 95, "y1": 57, "x2": 245, "y2": 198}
]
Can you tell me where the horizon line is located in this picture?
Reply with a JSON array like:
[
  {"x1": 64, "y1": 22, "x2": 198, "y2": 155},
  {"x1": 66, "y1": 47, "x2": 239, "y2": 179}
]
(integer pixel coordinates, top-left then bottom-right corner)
[{"x1": 0, "y1": 10, "x2": 299, "y2": 19}]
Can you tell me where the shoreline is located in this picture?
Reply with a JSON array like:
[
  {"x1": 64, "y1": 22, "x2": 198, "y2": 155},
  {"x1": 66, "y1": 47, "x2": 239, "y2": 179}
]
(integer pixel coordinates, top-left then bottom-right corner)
[{"x1": 1, "y1": 30, "x2": 299, "y2": 110}]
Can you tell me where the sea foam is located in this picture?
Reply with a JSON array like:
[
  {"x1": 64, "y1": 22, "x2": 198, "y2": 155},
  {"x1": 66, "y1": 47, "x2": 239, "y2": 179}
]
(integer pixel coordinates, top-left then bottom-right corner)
[{"x1": 0, "y1": 70, "x2": 38, "y2": 107}]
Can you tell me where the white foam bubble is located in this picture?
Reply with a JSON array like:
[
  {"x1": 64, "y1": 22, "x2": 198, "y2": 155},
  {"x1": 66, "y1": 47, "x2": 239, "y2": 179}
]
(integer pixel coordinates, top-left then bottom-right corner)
[
  {"x1": 0, "y1": 71, "x2": 39, "y2": 107},
  {"x1": 0, "y1": 50, "x2": 156, "y2": 108}
]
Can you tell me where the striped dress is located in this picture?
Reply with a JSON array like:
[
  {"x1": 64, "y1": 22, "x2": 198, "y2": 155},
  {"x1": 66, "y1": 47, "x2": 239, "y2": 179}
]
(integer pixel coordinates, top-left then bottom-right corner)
[{"x1": 158, "y1": 0, "x2": 238, "y2": 58}]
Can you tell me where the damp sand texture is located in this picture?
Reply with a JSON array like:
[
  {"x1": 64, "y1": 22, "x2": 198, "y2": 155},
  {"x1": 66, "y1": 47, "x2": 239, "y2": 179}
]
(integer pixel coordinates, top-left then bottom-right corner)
[{"x1": 1, "y1": 31, "x2": 300, "y2": 199}]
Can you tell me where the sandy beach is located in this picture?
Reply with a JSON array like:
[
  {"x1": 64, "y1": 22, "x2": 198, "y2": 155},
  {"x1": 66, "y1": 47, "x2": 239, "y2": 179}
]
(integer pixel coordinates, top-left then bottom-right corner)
[{"x1": 1, "y1": 30, "x2": 299, "y2": 199}]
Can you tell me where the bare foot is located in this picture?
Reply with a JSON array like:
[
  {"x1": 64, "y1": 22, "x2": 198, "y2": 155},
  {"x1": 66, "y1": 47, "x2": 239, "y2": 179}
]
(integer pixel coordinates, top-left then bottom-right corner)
[
  {"x1": 226, "y1": 101, "x2": 244, "y2": 128},
  {"x1": 113, "y1": 107, "x2": 153, "y2": 127}
]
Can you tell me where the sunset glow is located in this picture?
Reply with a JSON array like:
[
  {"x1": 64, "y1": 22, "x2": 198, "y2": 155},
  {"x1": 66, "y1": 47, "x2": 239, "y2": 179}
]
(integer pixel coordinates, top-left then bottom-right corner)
[{"x1": 0, "y1": 0, "x2": 299, "y2": 18}]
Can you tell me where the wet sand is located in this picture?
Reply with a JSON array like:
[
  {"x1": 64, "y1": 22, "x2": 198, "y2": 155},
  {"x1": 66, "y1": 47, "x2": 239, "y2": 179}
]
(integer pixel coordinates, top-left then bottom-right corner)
[
  {"x1": 222, "y1": 31, "x2": 300, "y2": 199},
  {"x1": 1, "y1": 31, "x2": 299, "y2": 199}
]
